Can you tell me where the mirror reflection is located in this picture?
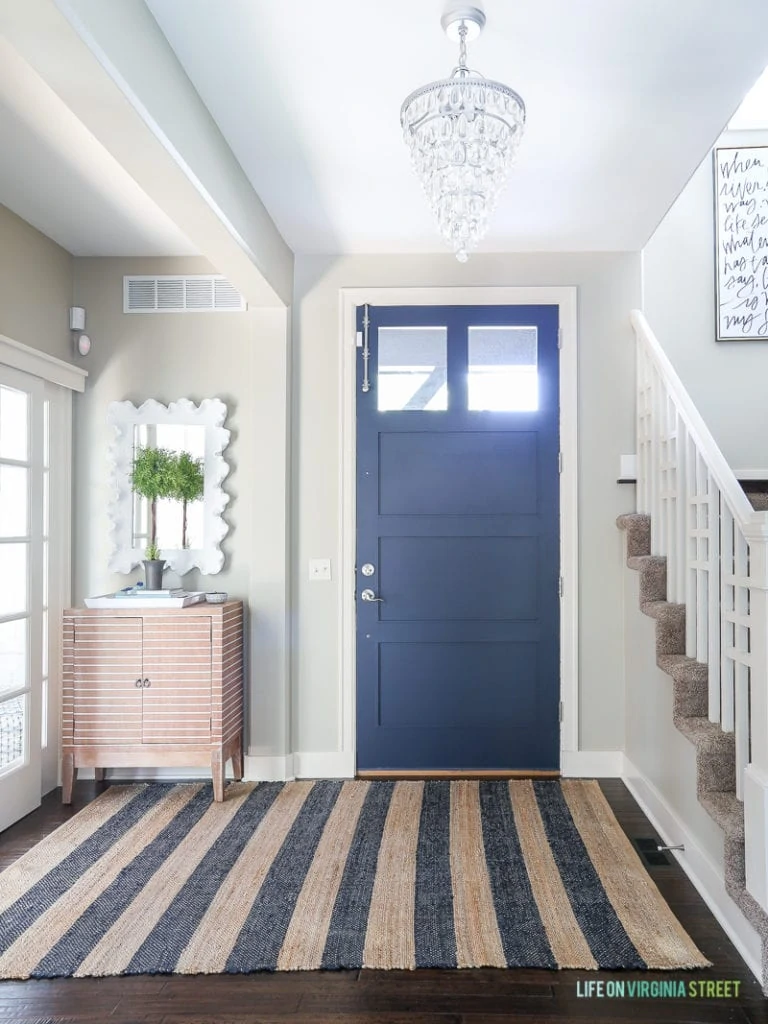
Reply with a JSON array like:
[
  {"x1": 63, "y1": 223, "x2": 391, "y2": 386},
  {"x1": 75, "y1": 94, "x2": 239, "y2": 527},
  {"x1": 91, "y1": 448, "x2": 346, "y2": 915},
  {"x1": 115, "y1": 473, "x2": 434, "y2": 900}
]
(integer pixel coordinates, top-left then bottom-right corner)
[{"x1": 131, "y1": 424, "x2": 206, "y2": 552}]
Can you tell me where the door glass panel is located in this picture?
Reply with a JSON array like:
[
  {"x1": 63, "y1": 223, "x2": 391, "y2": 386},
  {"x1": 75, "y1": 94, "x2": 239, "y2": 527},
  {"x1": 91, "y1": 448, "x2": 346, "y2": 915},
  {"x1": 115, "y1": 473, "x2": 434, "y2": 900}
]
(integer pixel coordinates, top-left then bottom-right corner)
[
  {"x1": 0, "y1": 545, "x2": 27, "y2": 617},
  {"x1": 0, "y1": 386, "x2": 28, "y2": 461},
  {"x1": 378, "y1": 327, "x2": 448, "y2": 411},
  {"x1": 0, "y1": 465, "x2": 28, "y2": 538},
  {"x1": 468, "y1": 326, "x2": 538, "y2": 411},
  {"x1": 0, "y1": 694, "x2": 25, "y2": 771},
  {"x1": 0, "y1": 618, "x2": 27, "y2": 698}
]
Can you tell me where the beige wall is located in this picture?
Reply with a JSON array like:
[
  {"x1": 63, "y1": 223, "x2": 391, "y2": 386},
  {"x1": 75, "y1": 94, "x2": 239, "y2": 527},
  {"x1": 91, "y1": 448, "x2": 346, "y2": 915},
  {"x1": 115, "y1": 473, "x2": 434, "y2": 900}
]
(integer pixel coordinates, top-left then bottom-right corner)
[
  {"x1": 72, "y1": 257, "x2": 291, "y2": 758},
  {"x1": 643, "y1": 129, "x2": 768, "y2": 469},
  {"x1": 292, "y1": 252, "x2": 642, "y2": 758},
  {"x1": 0, "y1": 204, "x2": 73, "y2": 358}
]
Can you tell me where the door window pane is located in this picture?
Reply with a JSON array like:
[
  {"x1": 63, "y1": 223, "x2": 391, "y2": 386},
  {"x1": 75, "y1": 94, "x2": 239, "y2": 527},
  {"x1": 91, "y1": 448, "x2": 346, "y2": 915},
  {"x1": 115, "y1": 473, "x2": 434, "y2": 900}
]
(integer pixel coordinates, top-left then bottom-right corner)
[
  {"x1": 0, "y1": 386, "x2": 28, "y2": 461},
  {"x1": 468, "y1": 326, "x2": 538, "y2": 411},
  {"x1": 378, "y1": 327, "x2": 448, "y2": 411},
  {"x1": 0, "y1": 465, "x2": 28, "y2": 538},
  {"x1": 0, "y1": 545, "x2": 27, "y2": 617},
  {"x1": 0, "y1": 618, "x2": 27, "y2": 698},
  {"x1": 0, "y1": 694, "x2": 24, "y2": 770}
]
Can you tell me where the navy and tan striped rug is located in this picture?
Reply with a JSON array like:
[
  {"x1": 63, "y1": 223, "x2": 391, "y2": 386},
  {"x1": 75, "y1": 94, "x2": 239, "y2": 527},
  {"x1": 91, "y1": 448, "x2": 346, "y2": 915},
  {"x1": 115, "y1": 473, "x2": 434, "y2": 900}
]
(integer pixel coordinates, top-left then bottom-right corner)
[{"x1": 0, "y1": 779, "x2": 708, "y2": 978}]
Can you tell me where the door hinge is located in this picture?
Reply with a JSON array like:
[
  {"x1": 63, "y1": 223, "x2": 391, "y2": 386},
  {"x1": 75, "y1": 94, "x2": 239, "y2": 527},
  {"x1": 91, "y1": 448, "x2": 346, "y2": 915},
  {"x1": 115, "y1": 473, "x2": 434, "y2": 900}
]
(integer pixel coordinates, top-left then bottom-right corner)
[
  {"x1": 557, "y1": 327, "x2": 563, "y2": 349},
  {"x1": 559, "y1": 701, "x2": 564, "y2": 723},
  {"x1": 558, "y1": 451, "x2": 563, "y2": 474},
  {"x1": 558, "y1": 575, "x2": 564, "y2": 598}
]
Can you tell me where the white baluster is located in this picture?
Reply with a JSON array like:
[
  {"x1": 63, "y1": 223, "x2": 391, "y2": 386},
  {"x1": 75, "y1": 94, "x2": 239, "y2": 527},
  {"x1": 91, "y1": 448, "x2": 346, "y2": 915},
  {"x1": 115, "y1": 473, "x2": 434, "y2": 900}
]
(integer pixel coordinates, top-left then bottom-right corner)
[
  {"x1": 696, "y1": 455, "x2": 708, "y2": 666},
  {"x1": 685, "y1": 432, "x2": 696, "y2": 659},
  {"x1": 707, "y1": 483, "x2": 721, "y2": 724},
  {"x1": 720, "y1": 503, "x2": 735, "y2": 733},
  {"x1": 674, "y1": 419, "x2": 687, "y2": 607}
]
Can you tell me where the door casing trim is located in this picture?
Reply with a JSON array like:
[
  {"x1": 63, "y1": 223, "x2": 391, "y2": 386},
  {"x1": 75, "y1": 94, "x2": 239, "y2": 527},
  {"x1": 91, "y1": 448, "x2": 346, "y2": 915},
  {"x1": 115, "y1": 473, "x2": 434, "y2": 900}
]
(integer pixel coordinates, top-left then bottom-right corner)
[{"x1": 339, "y1": 286, "x2": 578, "y2": 775}]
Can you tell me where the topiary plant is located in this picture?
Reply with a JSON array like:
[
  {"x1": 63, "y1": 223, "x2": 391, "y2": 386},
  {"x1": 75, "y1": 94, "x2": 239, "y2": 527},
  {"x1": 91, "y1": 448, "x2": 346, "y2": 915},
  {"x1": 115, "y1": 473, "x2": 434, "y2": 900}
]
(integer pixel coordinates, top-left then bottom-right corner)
[
  {"x1": 131, "y1": 446, "x2": 175, "y2": 556},
  {"x1": 168, "y1": 451, "x2": 205, "y2": 549}
]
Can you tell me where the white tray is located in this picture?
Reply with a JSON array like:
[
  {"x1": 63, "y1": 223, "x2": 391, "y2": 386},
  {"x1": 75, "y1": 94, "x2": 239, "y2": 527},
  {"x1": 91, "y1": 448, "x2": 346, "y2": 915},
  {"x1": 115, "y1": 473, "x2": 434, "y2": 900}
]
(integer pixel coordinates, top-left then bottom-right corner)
[{"x1": 84, "y1": 592, "x2": 207, "y2": 609}]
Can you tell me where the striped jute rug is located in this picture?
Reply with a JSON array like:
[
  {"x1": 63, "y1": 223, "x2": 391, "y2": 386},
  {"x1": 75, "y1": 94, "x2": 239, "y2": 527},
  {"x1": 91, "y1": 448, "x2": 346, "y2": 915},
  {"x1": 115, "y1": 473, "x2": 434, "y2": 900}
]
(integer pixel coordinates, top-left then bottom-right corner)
[{"x1": 0, "y1": 779, "x2": 708, "y2": 978}]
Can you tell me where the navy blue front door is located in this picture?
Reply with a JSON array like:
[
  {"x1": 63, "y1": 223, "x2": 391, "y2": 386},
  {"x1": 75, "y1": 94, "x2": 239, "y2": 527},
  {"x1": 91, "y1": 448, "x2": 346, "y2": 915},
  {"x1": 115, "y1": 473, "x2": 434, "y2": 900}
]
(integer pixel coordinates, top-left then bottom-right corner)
[{"x1": 356, "y1": 305, "x2": 560, "y2": 771}]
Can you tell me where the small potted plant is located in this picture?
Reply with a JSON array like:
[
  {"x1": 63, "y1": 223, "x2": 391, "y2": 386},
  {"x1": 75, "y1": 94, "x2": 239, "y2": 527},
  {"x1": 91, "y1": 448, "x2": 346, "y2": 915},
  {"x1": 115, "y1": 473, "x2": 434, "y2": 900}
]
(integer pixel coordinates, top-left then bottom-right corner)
[
  {"x1": 168, "y1": 451, "x2": 205, "y2": 549},
  {"x1": 131, "y1": 446, "x2": 174, "y2": 589}
]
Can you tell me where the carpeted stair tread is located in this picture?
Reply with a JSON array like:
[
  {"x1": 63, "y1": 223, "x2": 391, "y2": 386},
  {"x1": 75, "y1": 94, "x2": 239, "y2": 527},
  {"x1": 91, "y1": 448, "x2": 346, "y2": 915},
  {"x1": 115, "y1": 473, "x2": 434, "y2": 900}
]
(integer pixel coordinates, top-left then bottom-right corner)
[
  {"x1": 666, "y1": 657, "x2": 708, "y2": 686},
  {"x1": 674, "y1": 717, "x2": 736, "y2": 793},
  {"x1": 746, "y1": 492, "x2": 768, "y2": 512},
  {"x1": 628, "y1": 556, "x2": 667, "y2": 603},
  {"x1": 640, "y1": 600, "x2": 684, "y2": 621},
  {"x1": 675, "y1": 715, "x2": 735, "y2": 752},
  {"x1": 616, "y1": 513, "x2": 651, "y2": 558},
  {"x1": 640, "y1": 601, "x2": 686, "y2": 655},
  {"x1": 699, "y1": 792, "x2": 744, "y2": 840}
]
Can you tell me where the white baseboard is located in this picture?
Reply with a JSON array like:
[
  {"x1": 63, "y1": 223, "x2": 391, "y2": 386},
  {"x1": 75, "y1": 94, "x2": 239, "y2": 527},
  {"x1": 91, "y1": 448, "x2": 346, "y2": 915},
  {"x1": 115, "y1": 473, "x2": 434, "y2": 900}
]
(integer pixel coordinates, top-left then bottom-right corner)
[
  {"x1": 294, "y1": 751, "x2": 355, "y2": 779},
  {"x1": 244, "y1": 753, "x2": 295, "y2": 781},
  {"x1": 77, "y1": 752, "x2": 356, "y2": 785},
  {"x1": 561, "y1": 750, "x2": 625, "y2": 777},
  {"x1": 623, "y1": 756, "x2": 762, "y2": 983}
]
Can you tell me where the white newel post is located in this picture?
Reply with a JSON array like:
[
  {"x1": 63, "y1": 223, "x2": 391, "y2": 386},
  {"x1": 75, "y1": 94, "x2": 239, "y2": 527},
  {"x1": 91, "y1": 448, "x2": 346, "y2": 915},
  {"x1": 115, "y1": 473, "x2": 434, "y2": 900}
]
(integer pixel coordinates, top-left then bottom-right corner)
[{"x1": 743, "y1": 522, "x2": 768, "y2": 914}]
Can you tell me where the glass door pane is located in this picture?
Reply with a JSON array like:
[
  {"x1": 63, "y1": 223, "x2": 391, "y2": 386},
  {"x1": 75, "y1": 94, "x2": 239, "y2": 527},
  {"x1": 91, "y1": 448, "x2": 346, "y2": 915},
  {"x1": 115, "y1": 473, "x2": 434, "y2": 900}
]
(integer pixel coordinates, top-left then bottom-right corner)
[{"x1": 0, "y1": 370, "x2": 43, "y2": 832}]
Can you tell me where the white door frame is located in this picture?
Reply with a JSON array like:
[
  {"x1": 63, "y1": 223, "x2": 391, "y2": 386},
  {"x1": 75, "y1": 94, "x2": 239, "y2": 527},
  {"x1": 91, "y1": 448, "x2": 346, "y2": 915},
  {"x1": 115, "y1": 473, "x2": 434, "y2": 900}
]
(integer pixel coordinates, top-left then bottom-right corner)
[{"x1": 337, "y1": 286, "x2": 578, "y2": 776}]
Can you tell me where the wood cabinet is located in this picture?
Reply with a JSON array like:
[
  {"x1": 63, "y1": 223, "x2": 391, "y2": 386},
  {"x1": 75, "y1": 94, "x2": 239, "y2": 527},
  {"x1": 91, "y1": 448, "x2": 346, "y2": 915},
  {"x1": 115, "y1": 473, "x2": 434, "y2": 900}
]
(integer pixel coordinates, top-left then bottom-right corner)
[{"x1": 62, "y1": 601, "x2": 244, "y2": 802}]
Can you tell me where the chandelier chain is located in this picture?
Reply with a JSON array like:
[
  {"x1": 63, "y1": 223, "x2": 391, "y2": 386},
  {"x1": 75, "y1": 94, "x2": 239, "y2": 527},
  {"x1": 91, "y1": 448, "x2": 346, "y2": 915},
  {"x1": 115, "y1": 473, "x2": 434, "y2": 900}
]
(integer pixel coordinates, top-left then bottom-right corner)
[{"x1": 458, "y1": 21, "x2": 468, "y2": 70}]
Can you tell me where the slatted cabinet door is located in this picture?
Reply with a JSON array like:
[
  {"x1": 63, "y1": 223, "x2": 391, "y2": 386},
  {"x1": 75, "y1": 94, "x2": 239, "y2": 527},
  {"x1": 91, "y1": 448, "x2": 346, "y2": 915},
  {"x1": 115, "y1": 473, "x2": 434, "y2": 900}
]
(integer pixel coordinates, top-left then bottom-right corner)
[
  {"x1": 70, "y1": 617, "x2": 143, "y2": 746},
  {"x1": 141, "y1": 616, "x2": 212, "y2": 744}
]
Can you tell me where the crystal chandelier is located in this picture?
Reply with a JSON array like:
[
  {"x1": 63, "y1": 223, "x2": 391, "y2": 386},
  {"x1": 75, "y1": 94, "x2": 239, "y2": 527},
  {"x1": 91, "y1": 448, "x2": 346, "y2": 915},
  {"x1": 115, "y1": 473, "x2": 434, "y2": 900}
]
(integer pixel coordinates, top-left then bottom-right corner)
[{"x1": 400, "y1": 5, "x2": 526, "y2": 262}]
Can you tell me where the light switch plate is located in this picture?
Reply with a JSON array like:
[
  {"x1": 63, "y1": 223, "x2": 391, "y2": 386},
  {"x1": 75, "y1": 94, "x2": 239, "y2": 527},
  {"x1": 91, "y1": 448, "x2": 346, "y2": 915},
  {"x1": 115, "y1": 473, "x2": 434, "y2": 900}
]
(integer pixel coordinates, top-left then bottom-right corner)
[{"x1": 309, "y1": 558, "x2": 332, "y2": 581}]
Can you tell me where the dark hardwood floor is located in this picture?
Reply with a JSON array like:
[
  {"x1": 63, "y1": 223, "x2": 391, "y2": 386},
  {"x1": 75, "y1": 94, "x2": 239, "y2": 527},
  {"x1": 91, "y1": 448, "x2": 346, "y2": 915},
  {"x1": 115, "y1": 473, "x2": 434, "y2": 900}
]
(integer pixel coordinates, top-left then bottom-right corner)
[{"x1": 0, "y1": 779, "x2": 765, "y2": 1024}]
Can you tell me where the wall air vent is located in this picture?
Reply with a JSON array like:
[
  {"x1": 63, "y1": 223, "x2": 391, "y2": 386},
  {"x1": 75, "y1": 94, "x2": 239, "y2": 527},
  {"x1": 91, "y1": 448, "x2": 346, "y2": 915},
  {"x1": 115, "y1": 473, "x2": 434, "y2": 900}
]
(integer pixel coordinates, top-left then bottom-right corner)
[{"x1": 123, "y1": 275, "x2": 246, "y2": 314}]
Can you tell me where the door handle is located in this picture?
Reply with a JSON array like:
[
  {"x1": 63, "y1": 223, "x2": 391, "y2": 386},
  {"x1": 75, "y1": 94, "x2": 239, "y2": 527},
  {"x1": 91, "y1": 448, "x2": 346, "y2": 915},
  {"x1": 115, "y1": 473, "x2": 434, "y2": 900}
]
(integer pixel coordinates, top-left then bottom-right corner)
[
  {"x1": 142, "y1": 678, "x2": 151, "y2": 688},
  {"x1": 361, "y1": 589, "x2": 384, "y2": 602},
  {"x1": 135, "y1": 678, "x2": 142, "y2": 688}
]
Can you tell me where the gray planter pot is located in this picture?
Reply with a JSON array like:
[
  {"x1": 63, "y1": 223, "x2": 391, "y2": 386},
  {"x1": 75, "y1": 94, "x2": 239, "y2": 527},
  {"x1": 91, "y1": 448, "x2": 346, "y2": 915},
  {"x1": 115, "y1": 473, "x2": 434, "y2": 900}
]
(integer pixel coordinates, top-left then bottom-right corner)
[{"x1": 142, "y1": 559, "x2": 166, "y2": 590}]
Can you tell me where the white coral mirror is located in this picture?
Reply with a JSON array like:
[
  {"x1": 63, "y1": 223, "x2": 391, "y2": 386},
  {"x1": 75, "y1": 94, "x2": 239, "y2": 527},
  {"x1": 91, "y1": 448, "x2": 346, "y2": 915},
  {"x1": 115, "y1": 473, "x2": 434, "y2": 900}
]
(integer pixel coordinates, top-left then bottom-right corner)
[{"x1": 107, "y1": 398, "x2": 230, "y2": 576}]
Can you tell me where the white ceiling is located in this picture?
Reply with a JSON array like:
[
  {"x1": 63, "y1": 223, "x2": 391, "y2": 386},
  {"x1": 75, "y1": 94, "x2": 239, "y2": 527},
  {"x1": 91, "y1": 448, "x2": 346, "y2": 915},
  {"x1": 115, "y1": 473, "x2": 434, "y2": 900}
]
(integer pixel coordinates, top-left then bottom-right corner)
[
  {"x1": 145, "y1": 0, "x2": 768, "y2": 255},
  {"x1": 0, "y1": 36, "x2": 197, "y2": 258}
]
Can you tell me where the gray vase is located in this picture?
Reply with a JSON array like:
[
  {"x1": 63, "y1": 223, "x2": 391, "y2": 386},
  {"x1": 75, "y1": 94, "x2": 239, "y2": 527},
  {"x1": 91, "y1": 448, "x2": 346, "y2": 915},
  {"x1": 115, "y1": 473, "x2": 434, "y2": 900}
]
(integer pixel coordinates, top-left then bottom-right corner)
[{"x1": 142, "y1": 559, "x2": 166, "y2": 590}]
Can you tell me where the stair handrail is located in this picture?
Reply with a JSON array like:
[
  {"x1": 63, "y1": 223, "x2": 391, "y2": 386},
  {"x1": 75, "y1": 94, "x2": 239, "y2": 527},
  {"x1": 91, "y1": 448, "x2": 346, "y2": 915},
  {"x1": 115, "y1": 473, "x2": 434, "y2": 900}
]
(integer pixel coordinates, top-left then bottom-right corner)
[{"x1": 631, "y1": 310, "x2": 760, "y2": 528}]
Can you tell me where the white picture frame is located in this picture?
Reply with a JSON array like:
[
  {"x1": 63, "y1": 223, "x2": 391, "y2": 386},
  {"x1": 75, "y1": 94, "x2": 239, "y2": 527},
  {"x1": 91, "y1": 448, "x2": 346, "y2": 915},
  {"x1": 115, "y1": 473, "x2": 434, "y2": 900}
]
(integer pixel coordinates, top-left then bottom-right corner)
[
  {"x1": 714, "y1": 145, "x2": 768, "y2": 341},
  {"x1": 106, "y1": 398, "x2": 230, "y2": 575}
]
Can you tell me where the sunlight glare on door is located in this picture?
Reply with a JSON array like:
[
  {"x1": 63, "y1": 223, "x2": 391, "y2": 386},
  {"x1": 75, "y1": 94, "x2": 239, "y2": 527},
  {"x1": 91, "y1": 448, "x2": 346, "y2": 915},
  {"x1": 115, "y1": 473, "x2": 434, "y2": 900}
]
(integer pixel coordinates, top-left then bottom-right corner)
[{"x1": 468, "y1": 326, "x2": 538, "y2": 411}]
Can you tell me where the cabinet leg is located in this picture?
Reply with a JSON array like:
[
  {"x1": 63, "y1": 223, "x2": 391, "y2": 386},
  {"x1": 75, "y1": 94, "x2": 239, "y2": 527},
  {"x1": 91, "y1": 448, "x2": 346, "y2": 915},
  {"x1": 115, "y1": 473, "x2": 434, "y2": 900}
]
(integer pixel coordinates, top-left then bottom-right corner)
[
  {"x1": 62, "y1": 753, "x2": 74, "y2": 805},
  {"x1": 232, "y1": 731, "x2": 244, "y2": 781},
  {"x1": 94, "y1": 768, "x2": 105, "y2": 783},
  {"x1": 211, "y1": 749, "x2": 225, "y2": 802}
]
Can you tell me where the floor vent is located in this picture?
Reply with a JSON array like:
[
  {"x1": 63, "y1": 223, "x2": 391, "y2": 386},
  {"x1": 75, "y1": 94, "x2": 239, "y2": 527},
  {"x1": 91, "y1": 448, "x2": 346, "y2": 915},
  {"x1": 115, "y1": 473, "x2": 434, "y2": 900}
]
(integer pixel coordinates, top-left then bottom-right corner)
[
  {"x1": 632, "y1": 837, "x2": 672, "y2": 866},
  {"x1": 123, "y1": 275, "x2": 246, "y2": 313}
]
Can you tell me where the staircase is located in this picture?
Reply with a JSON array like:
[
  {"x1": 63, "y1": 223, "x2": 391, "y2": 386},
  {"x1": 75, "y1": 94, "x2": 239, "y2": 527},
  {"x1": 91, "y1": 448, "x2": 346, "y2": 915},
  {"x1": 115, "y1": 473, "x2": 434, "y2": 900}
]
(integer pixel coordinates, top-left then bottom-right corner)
[{"x1": 619, "y1": 312, "x2": 768, "y2": 991}]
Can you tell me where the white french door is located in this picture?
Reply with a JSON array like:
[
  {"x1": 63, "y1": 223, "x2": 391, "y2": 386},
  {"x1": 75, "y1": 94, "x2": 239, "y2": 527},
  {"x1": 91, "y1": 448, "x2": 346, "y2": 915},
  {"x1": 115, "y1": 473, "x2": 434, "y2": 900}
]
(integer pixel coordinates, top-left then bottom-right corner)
[{"x1": 0, "y1": 366, "x2": 46, "y2": 831}]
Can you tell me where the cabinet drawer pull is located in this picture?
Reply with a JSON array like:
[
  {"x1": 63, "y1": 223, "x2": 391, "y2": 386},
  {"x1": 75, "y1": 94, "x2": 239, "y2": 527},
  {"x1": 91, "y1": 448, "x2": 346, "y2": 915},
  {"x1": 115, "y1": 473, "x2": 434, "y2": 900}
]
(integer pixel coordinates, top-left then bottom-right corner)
[
  {"x1": 135, "y1": 678, "x2": 142, "y2": 688},
  {"x1": 142, "y1": 678, "x2": 151, "y2": 688}
]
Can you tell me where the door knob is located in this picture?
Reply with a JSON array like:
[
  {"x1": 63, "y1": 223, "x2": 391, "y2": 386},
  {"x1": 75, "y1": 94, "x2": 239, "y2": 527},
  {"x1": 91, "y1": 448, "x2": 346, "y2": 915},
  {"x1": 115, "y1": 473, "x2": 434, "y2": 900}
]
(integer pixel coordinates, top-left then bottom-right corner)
[{"x1": 361, "y1": 589, "x2": 384, "y2": 602}]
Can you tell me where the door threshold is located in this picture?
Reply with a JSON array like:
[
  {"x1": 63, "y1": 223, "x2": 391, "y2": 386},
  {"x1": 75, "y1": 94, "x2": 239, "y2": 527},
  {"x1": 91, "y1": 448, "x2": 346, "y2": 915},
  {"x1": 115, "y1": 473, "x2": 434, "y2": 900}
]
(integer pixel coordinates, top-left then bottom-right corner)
[{"x1": 356, "y1": 769, "x2": 561, "y2": 780}]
